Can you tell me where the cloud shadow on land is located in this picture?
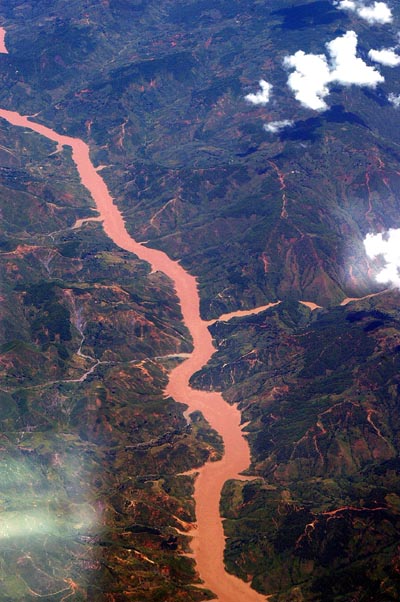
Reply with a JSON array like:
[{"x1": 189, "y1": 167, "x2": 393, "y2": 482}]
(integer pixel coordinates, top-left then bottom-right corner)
[
  {"x1": 363, "y1": 87, "x2": 392, "y2": 107},
  {"x1": 278, "y1": 105, "x2": 368, "y2": 142},
  {"x1": 272, "y1": 0, "x2": 346, "y2": 30}
]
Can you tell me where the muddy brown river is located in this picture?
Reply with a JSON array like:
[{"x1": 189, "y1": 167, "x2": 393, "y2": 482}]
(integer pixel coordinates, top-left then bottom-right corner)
[{"x1": 0, "y1": 107, "x2": 269, "y2": 601}]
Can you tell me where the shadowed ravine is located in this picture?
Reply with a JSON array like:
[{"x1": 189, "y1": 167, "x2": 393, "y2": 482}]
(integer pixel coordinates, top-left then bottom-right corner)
[{"x1": 0, "y1": 108, "x2": 269, "y2": 601}]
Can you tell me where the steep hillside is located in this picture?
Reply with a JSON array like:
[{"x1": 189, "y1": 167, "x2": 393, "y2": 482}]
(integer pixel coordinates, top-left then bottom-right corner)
[{"x1": 194, "y1": 296, "x2": 400, "y2": 600}]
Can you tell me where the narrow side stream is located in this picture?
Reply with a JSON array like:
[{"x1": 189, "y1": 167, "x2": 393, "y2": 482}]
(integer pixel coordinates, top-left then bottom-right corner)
[
  {"x1": 0, "y1": 26, "x2": 7, "y2": 54},
  {"x1": 0, "y1": 108, "x2": 268, "y2": 601}
]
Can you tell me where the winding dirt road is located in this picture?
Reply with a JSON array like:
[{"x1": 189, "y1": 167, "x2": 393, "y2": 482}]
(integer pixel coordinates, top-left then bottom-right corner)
[{"x1": 0, "y1": 107, "x2": 269, "y2": 601}]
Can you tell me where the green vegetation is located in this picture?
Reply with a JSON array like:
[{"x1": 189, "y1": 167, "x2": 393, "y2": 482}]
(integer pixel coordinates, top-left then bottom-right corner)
[
  {"x1": 0, "y1": 119, "x2": 220, "y2": 600},
  {"x1": 199, "y1": 299, "x2": 400, "y2": 599},
  {"x1": 1, "y1": 0, "x2": 400, "y2": 600}
]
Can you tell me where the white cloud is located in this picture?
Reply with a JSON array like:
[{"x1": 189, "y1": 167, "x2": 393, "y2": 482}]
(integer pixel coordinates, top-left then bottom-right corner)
[
  {"x1": 264, "y1": 119, "x2": 294, "y2": 133},
  {"x1": 368, "y1": 48, "x2": 400, "y2": 66},
  {"x1": 358, "y1": 2, "x2": 393, "y2": 24},
  {"x1": 388, "y1": 92, "x2": 400, "y2": 106},
  {"x1": 284, "y1": 51, "x2": 331, "y2": 110},
  {"x1": 285, "y1": 31, "x2": 384, "y2": 111},
  {"x1": 245, "y1": 79, "x2": 272, "y2": 105},
  {"x1": 338, "y1": 0, "x2": 358, "y2": 9},
  {"x1": 364, "y1": 229, "x2": 400, "y2": 287},
  {"x1": 335, "y1": 1, "x2": 393, "y2": 24},
  {"x1": 328, "y1": 31, "x2": 384, "y2": 85}
]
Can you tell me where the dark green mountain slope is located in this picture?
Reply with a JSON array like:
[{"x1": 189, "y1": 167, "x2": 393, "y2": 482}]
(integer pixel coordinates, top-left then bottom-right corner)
[
  {"x1": 194, "y1": 296, "x2": 400, "y2": 599},
  {"x1": 1, "y1": 0, "x2": 399, "y2": 314},
  {"x1": 1, "y1": 0, "x2": 400, "y2": 600}
]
